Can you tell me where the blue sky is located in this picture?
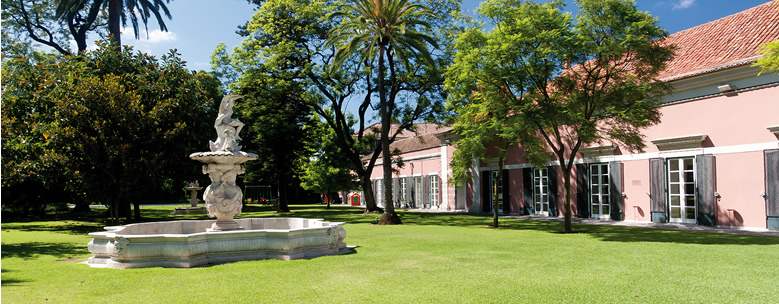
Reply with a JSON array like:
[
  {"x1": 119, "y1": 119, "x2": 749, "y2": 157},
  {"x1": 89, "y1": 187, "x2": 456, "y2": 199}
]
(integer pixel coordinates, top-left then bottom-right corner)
[{"x1": 114, "y1": 0, "x2": 773, "y2": 72}]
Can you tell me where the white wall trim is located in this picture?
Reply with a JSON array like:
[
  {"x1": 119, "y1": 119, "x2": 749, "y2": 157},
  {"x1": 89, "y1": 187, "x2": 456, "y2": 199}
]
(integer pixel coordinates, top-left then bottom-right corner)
[
  {"x1": 373, "y1": 152, "x2": 441, "y2": 166},
  {"x1": 651, "y1": 134, "x2": 707, "y2": 150},
  {"x1": 479, "y1": 141, "x2": 779, "y2": 170}
]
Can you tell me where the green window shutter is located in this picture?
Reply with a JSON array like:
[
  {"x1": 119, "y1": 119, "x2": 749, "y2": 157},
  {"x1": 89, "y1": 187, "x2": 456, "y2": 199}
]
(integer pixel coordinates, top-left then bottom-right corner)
[
  {"x1": 696, "y1": 154, "x2": 716, "y2": 226},
  {"x1": 765, "y1": 149, "x2": 779, "y2": 230},
  {"x1": 482, "y1": 171, "x2": 490, "y2": 212},
  {"x1": 523, "y1": 168, "x2": 533, "y2": 215},
  {"x1": 649, "y1": 158, "x2": 667, "y2": 223},
  {"x1": 503, "y1": 169, "x2": 511, "y2": 214},
  {"x1": 576, "y1": 164, "x2": 590, "y2": 218},
  {"x1": 609, "y1": 161, "x2": 624, "y2": 221},
  {"x1": 437, "y1": 174, "x2": 443, "y2": 208},
  {"x1": 547, "y1": 166, "x2": 558, "y2": 217}
]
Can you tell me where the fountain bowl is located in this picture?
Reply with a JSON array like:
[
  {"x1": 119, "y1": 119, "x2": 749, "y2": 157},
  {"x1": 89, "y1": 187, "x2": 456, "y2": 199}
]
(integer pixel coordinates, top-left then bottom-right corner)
[{"x1": 86, "y1": 218, "x2": 347, "y2": 269}]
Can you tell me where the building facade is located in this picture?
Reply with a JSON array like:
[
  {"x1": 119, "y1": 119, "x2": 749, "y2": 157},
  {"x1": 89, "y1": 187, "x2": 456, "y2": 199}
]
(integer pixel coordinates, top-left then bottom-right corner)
[{"x1": 368, "y1": 2, "x2": 779, "y2": 230}]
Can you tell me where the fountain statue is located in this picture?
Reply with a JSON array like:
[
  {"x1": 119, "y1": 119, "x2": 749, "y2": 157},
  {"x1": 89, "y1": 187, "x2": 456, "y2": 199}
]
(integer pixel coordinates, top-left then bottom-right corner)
[
  {"x1": 190, "y1": 94, "x2": 258, "y2": 231},
  {"x1": 85, "y1": 94, "x2": 347, "y2": 269}
]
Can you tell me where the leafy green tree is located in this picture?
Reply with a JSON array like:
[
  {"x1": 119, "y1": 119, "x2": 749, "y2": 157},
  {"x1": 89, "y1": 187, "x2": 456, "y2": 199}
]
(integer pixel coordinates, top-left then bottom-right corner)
[
  {"x1": 3, "y1": 0, "x2": 171, "y2": 55},
  {"x1": 55, "y1": 0, "x2": 172, "y2": 47},
  {"x1": 1, "y1": 51, "x2": 79, "y2": 215},
  {"x1": 234, "y1": 68, "x2": 316, "y2": 213},
  {"x1": 754, "y1": 1, "x2": 779, "y2": 75},
  {"x1": 328, "y1": 0, "x2": 439, "y2": 225},
  {"x1": 448, "y1": 86, "x2": 545, "y2": 228},
  {"x1": 300, "y1": 113, "x2": 359, "y2": 209},
  {"x1": 215, "y1": 0, "x2": 458, "y2": 216},
  {"x1": 1, "y1": 0, "x2": 92, "y2": 55},
  {"x1": 1, "y1": 42, "x2": 220, "y2": 222},
  {"x1": 445, "y1": 0, "x2": 674, "y2": 233}
]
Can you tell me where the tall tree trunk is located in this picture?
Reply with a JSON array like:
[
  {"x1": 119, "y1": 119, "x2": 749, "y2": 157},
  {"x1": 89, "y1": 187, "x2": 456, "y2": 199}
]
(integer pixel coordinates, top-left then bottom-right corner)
[
  {"x1": 277, "y1": 178, "x2": 291, "y2": 212},
  {"x1": 562, "y1": 166, "x2": 573, "y2": 233},
  {"x1": 493, "y1": 156, "x2": 504, "y2": 228},
  {"x1": 108, "y1": 0, "x2": 122, "y2": 46},
  {"x1": 378, "y1": 47, "x2": 401, "y2": 225},
  {"x1": 116, "y1": 183, "x2": 132, "y2": 223},
  {"x1": 360, "y1": 175, "x2": 382, "y2": 213}
]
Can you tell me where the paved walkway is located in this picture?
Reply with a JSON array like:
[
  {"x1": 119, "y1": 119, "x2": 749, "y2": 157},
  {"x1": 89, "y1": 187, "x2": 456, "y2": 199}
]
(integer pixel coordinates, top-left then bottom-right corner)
[{"x1": 391, "y1": 206, "x2": 779, "y2": 237}]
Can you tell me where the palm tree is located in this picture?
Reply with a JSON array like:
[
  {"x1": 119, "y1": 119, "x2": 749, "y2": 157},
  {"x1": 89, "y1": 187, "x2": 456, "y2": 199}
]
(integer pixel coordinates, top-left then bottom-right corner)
[
  {"x1": 328, "y1": 0, "x2": 437, "y2": 224},
  {"x1": 56, "y1": 0, "x2": 172, "y2": 48}
]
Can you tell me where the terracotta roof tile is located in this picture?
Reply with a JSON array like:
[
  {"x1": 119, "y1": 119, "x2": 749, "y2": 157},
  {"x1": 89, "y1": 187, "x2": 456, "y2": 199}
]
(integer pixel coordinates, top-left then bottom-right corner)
[{"x1": 659, "y1": 1, "x2": 779, "y2": 80}]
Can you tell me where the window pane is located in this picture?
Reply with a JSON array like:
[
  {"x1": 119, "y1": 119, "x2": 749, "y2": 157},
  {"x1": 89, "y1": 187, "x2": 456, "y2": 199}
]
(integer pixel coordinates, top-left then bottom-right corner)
[
  {"x1": 671, "y1": 207, "x2": 681, "y2": 218},
  {"x1": 592, "y1": 195, "x2": 599, "y2": 204},
  {"x1": 591, "y1": 165, "x2": 599, "y2": 174},
  {"x1": 686, "y1": 196, "x2": 696, "y2": 207},
  {"x1": 670, "y1": 173, "x2": 680, "y2": 183},
  {"x1": 602, "y1": 185, "x2": 609, "y2": 194},
  {"x1": 671, "y1": 196, "x2": 680, "y2": 206},
  {"x1": 684, "y1": 158, "x2": 694, "y2": 170},
  {"x1": 670, "y1": 160, "x2": 679, "y2": 171},
  {"x1": 671, "y1": 184, "x2": 680, "y2": 195},
  {"x1": 591, "y1": 185, "x2": 599, "y2": 194},
  {"x1": 593, "y1": 205, "x2": 600, "y2": 214},
  {"x1": 601, "y1": 165, "x2": 609, "y2": 175},
  {"x1": 603, "y1": 205, "x2": 610, "y2": 215},
  {"x1": 685, "y1": 172, "x2": 694, "y2": 183},
  {"x1": 685, "y1": 184, "x2": 695, "y2": 195},
  {"x1": 685, "y1": 207, "x2": 696, "y2": 219}
]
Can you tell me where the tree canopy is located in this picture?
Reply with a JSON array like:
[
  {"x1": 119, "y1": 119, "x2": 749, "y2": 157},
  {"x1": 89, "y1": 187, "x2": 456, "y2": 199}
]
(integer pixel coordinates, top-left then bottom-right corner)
[
  {"x1": 445, "y1": 0, "x2": 674, "y2": 232},
  {"x1": 1, "y1": 42, "x2": 221, "y2": 221},
  {"x1": 214, "y1": 0, "x2": 459, "y2": 218}
]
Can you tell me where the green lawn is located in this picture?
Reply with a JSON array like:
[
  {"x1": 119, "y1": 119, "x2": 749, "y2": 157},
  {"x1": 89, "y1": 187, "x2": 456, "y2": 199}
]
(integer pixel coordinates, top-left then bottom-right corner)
[{"x1": 2, "y1": 205, "x2": 778, "y2": 303}]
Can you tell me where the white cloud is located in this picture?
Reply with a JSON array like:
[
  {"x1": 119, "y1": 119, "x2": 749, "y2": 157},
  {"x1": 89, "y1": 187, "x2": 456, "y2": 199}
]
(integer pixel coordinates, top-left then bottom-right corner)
[
  {"x1": 121, "y1": 27, "x2": 177, "y2": 43},
  {"x1": 672, "y1": 0, "x2": 695, "y2": 10}
]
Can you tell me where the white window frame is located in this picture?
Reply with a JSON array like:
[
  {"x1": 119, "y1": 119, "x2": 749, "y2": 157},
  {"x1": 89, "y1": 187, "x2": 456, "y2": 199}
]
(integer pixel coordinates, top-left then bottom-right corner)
[
  {"x1": 414, "y1": 176, "x2": 423, "y2": 209},
  {"x1": 533, "y1": 168, "x2": 549, "y2": 215},
  {"x1": 430, "y1": 175, "x2": 439, "y2": 207},
  {"x1": 589, "y1": 163, "x2": 610, "y2": 219},
  {"x1": 667, "y1": 157, "x2": 697, "y2": 224},
  {"x1": 374, "y1": 179, "x2": 384, "y2": 208}
]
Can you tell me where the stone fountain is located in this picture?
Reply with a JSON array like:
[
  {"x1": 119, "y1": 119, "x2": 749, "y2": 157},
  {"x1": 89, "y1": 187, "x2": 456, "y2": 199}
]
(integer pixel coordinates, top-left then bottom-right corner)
[
  {"x1": 190, "y1": 94, "x2": 257, "y2": 231},
  {"x1": 85, "y1": 95, "x2": 348, "y2": 269}
]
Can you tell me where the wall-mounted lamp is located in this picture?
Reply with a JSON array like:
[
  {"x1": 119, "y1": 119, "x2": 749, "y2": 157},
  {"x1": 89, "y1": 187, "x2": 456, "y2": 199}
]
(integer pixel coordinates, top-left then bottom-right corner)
[{"x1": 717, "y1": 84, "x2": 735, "y2": 93}]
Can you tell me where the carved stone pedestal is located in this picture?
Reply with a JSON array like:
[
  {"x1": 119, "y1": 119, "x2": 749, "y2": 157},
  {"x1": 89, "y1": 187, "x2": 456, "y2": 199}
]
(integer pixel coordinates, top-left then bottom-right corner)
[{"x1": 190, "y1": 94, "x2": 257, "y2": 232}]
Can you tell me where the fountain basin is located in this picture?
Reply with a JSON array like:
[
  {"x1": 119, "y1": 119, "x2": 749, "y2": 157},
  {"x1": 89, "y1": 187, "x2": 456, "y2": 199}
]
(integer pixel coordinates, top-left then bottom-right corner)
[{"x1": 86, "y1": 218, "x2": 347, "y2": 269}]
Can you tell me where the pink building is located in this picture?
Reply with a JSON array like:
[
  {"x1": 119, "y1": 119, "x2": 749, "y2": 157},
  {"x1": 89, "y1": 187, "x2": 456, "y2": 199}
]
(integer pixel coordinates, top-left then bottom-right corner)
[{"x1": 369, "y1": 2, "x2": 779, "y2": 230}]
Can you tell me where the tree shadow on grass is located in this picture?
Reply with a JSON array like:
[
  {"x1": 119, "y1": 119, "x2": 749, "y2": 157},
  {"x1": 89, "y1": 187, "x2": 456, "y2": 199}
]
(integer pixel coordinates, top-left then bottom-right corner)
[
  {"x1": 397, "y1": 212, "x2": 779, "y2": 246},
  {"x1": 1, "y1": 269, "x2": 30, "y2": 286},
  {"x1": 1, "y1": 242, "x2": 87, "y2": 259},
  {"x1": 579, "y1": 224, "x2": 779, "y2": 245},
  {"x1": 4, "y1": 224, "x2": 106, "y2": 235}
]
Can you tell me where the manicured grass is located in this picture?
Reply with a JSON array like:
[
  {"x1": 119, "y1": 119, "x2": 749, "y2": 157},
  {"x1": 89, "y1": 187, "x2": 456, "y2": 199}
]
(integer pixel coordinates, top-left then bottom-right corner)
[{"x1": 2, "y1": 205, "x2": 778, "y2": 303}]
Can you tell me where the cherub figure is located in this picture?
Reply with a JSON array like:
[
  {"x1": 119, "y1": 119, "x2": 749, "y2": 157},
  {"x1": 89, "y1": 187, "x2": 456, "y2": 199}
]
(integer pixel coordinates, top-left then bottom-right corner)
[{"x1": 209, "y1": 95, "x2": 245, "y2": 152}]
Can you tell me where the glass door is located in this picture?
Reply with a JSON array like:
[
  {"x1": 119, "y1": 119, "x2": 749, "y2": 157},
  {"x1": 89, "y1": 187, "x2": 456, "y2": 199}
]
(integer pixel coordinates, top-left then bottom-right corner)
[
  {"x1": 668, "y1": 158, "x2": 696, "y2": 223},
  {"x1": 414, "y1": 176, "x2": 423, "y2": 209},
  {"x1": 589, "y1": 163, "x2": 610, "y2": 219},
  {"x1": 534, "y1": 168, "x2": 549, "y2": 215}
]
